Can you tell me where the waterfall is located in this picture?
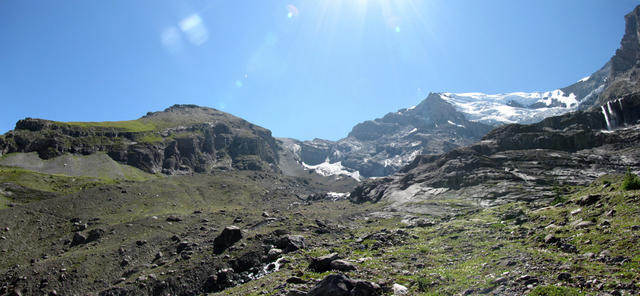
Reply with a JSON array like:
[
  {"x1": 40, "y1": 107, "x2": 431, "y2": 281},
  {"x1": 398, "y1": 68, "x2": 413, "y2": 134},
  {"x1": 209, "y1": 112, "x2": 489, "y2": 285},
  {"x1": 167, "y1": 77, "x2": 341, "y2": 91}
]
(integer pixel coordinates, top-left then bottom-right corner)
[
  {"x1": 601, "y1": 105, "x2": 612, "y2": 130},
  {"x1": 601, "y1": 98, "x2": 626, "y2": 131},
  {"x1": 607, "y1": 101, "x2": 616, "y2": 127}
]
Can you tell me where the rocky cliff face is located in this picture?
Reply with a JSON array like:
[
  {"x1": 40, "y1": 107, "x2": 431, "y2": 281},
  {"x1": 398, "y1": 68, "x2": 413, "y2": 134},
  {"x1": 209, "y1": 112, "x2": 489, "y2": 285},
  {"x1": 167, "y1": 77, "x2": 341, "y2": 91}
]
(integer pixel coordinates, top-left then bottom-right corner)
[
  {"x1": 599, "y1": 6, "x2": 640, "y2": 103},
  {"x1": 0, "y1": 105, "x2": 279, "y2": 174},
  {"x1": 351, "y1": 93, "x2": 640, "y2": 213},
  {"x1": 279, "y1": 94, "x2": 493, "y2": 178}
]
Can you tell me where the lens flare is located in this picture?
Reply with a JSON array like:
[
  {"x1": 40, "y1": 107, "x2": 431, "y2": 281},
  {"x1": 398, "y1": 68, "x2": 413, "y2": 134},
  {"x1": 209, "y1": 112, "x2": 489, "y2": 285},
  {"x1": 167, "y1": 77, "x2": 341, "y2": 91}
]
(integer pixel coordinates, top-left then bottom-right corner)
[
  {"x1": 160, "y1": 26, "x2": 183, "y2": 53},
  {"x1": 287, "y1": 4, "x2": 299, "y2": 19},
  {"x1": 179, "y1": 14, "x2": 209, "y2": 46}
]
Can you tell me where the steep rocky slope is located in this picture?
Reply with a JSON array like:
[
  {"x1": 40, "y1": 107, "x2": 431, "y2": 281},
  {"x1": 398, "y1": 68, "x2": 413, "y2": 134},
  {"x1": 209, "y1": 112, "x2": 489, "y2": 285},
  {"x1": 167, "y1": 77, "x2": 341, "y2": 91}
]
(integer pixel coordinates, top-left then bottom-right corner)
[
  {"x1": 280, "y1": 94, "x2": 492, "y2": 178},
  {"x1": 600, "y1": 5, "x2": 640, "y2": 102},
  {"x1": 351, "y1": 93, "x2": 640, "y2": 214},
  {"x1": 0, "y1": 105, "x2": 279, "y2": 175}
]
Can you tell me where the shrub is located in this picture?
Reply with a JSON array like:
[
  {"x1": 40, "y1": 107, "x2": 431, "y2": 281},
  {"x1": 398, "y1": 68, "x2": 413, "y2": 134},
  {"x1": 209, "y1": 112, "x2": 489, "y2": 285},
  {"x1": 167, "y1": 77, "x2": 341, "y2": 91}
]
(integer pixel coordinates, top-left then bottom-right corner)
[{"x1": 622, "y1": 168, "x2": 640, "y2": 190}]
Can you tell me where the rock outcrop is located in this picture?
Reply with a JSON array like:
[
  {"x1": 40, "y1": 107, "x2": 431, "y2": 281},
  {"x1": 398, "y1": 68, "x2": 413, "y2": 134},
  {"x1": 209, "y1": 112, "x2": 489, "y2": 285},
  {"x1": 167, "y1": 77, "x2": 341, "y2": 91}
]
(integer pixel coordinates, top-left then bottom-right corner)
[
  {"x1": 599, "y1": 5, "x2": 640, "y2": 103},
  {"x1": 0, "y1": 105, "x2": 279, "y2": 175}
]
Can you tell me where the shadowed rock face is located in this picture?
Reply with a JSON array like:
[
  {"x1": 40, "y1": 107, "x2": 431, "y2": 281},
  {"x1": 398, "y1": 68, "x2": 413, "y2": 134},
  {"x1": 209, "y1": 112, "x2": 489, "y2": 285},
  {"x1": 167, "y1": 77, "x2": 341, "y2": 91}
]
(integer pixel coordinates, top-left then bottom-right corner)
[
  {"x1": 599, "y1": 5, "x2": 640, "y2": 103},
  {"x1": 351, "y1": 94, "x2": 640, "y2": 212},
  {"x1": 0, "y1": 105, "x2": 279, "y2": 174}
]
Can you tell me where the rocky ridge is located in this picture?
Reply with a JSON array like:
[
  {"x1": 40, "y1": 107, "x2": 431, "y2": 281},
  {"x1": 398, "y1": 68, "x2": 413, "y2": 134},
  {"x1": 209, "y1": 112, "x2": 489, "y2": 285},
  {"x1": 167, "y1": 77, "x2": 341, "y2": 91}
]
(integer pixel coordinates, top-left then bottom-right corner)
[
  {"x1": 0, "y1": 104, "x2": 279, "y2": 175},
  {"x1": 279, "y1": 94, "x2": 493, "y2": 178}
]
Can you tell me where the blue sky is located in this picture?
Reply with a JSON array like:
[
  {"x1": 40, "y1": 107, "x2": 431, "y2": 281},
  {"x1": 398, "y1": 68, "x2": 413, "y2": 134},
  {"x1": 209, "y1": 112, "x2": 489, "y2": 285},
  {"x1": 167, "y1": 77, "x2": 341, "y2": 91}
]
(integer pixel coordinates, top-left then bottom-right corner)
[{"x1": 0, "y1": 1, "x2": 638, "y2": 140}]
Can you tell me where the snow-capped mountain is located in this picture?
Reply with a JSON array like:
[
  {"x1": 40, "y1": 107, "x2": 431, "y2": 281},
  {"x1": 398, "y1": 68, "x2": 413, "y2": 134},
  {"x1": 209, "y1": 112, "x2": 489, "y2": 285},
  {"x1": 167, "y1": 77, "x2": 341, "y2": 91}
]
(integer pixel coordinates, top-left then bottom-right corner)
[
  {"x1": 439, "y1": 62, "x2": 610, "y2": 126},
  {"x1": 278, "y1": 54, "x2": 611, "y2": 180}
]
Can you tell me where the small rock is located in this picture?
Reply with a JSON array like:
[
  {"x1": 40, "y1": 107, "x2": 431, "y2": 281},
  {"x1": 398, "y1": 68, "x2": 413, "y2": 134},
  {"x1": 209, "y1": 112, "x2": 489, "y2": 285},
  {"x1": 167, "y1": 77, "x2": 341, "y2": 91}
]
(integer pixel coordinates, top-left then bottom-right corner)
[
  {"x1": 136, "y1": 240, "x2": 147, "y2": 246},
  {"x1": 267, "y1": 248, "x2": 283, "y2": 261},
  {"x1": 570, "y1": 208, "x2": 582, "y2": 215},
  {"x1": 392, "y1": 283, "x2": 408, "y2": 295},
  {"x1": 166, "y1": 216, "x2": 182, "y2": 222},
  {"x1": 70, "y1": 232, "x2": 87, "y2": 247},
  {"x1": 502, "y1": 209, "x2": 525, "y2": 220},
  {"x1": 330, "y1": 259, "x2": 357, "y2": 272},
  {"x1": 262, "y1": 212, "x2": 270, "y2": 217},
  {"x1": 492, "y1": 277, "x2": 507, "y2": 285},
  {"x1": 575, "y1": 221, "x2": 595, "y2": 229},
  {"x1": 286, "y1": 290, "x2": 307, "y2": 296},
  {"x1": 558, "y1": 272, "x2": 572, "y2": 281},
  {"x1": 86, "y1": 228, "x2": 105, "y2": 242},
  {"x1": 286, "y1": 276, "x2": 306, "y2": 284},
  {"x1": 544, "y1": 234, "x2": 558, "y2": 244},
  {"x1": 120, "y1": 258, "x2": 130, "y2": 267},
  {"x1": 233, "y1": 217, "x2": 243, "y2": 223},
  {"x1": 577, "y1": 194, "x2": 600, "y2": 206},
  {"x1": 177, "y1": 241, "x2": 191, "y2": 253}
]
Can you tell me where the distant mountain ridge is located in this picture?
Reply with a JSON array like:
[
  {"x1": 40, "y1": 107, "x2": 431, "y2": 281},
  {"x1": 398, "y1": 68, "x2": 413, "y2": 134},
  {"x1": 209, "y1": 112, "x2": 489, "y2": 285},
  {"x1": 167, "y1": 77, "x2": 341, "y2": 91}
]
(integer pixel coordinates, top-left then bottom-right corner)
[{"x1": 279, "y1": 55, "x2": 610, "y2": 180}]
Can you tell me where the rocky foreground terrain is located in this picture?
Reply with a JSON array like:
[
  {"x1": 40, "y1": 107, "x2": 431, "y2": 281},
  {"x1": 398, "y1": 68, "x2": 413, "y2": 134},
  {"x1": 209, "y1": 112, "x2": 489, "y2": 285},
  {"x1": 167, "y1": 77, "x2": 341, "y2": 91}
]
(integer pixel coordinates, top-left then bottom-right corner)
[{"x1": 1, "y1": 4, "x2": 640, "y2": 296}]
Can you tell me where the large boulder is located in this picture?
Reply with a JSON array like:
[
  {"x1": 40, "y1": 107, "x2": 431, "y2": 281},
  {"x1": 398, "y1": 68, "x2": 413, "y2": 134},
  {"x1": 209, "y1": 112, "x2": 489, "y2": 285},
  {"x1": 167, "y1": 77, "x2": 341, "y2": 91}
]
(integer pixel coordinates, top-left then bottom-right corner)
[
  {"x1": 70, "y1": 232, "x2": 87, "y2": 247},
  {"x1": 213, "y1": 226, "x2": 243, "y2": 254},
  {"x1": 309, "y1": 253, "x2": 340, "y2": 272},
  {"x1": 307, "y1": 274, "x2": 380, "y2": 296},
  {"x1": 277, "y1": 235, "x2": 305, "y2": 253}
]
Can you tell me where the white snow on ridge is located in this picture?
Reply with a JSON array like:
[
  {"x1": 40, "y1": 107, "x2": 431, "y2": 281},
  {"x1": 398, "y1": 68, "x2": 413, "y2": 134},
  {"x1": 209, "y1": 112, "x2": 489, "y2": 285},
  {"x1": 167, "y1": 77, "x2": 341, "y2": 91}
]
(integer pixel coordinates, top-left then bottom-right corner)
[
  {"x1": 302, "y1": 160, "x2": 361, "y2": 181},
  {"x1": 440, "y1": 90, "x2": 580, "y2": 126},
  {"x1": 579, "y1": 75, "x2": 591, "y2": 83},
  {"x1": 447, "y1": 120, "x2": 465, "y2": 128}
]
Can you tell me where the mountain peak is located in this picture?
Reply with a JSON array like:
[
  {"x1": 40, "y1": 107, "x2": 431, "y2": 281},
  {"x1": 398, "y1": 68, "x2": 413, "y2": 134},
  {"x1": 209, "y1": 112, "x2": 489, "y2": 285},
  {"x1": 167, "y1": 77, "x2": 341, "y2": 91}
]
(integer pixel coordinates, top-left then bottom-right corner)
[{"x1": 600, "y1": 5, "x2": 640, "y2": 102}]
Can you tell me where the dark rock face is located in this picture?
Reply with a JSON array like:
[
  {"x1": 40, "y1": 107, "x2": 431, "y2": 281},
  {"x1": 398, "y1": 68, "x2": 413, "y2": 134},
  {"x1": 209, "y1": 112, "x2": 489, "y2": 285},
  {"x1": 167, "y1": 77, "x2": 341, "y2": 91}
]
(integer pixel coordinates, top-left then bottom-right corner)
[
  {"x1": 213, "y1": 226, "x2": 243, "y2": 254},
  {"x1": 0, "y1": 105, "x2": 279, "y2": 175},
  {"x1": 600, "y1": 5, "x2": 640, "y2": 102},
  {"x1": 279, "y1": 94, "x2": 493, "y2": 178},
  {"x1": 351, "y1": 94, "x2": 640, "y2": 211}
]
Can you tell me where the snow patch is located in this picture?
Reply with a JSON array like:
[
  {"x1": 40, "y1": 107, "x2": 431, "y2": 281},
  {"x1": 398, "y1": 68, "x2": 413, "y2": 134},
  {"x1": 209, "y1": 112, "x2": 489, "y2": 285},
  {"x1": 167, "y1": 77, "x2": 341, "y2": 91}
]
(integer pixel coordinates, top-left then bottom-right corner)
[
  {"x1": 579, "y1": 75, "x2": 591, "y2": 83},
  {"x1": 302, "y1": 160, "x2": 361, "y2": 180},
  {"x1": 408, "y1": 128, "x2": 418, "y2": 134},
  {"x1": 407, "y1": 105, "x2": 417, "y2": 110},
  {"x1": 447, "y1": 120, "x2": 465, "y2": 128}
]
